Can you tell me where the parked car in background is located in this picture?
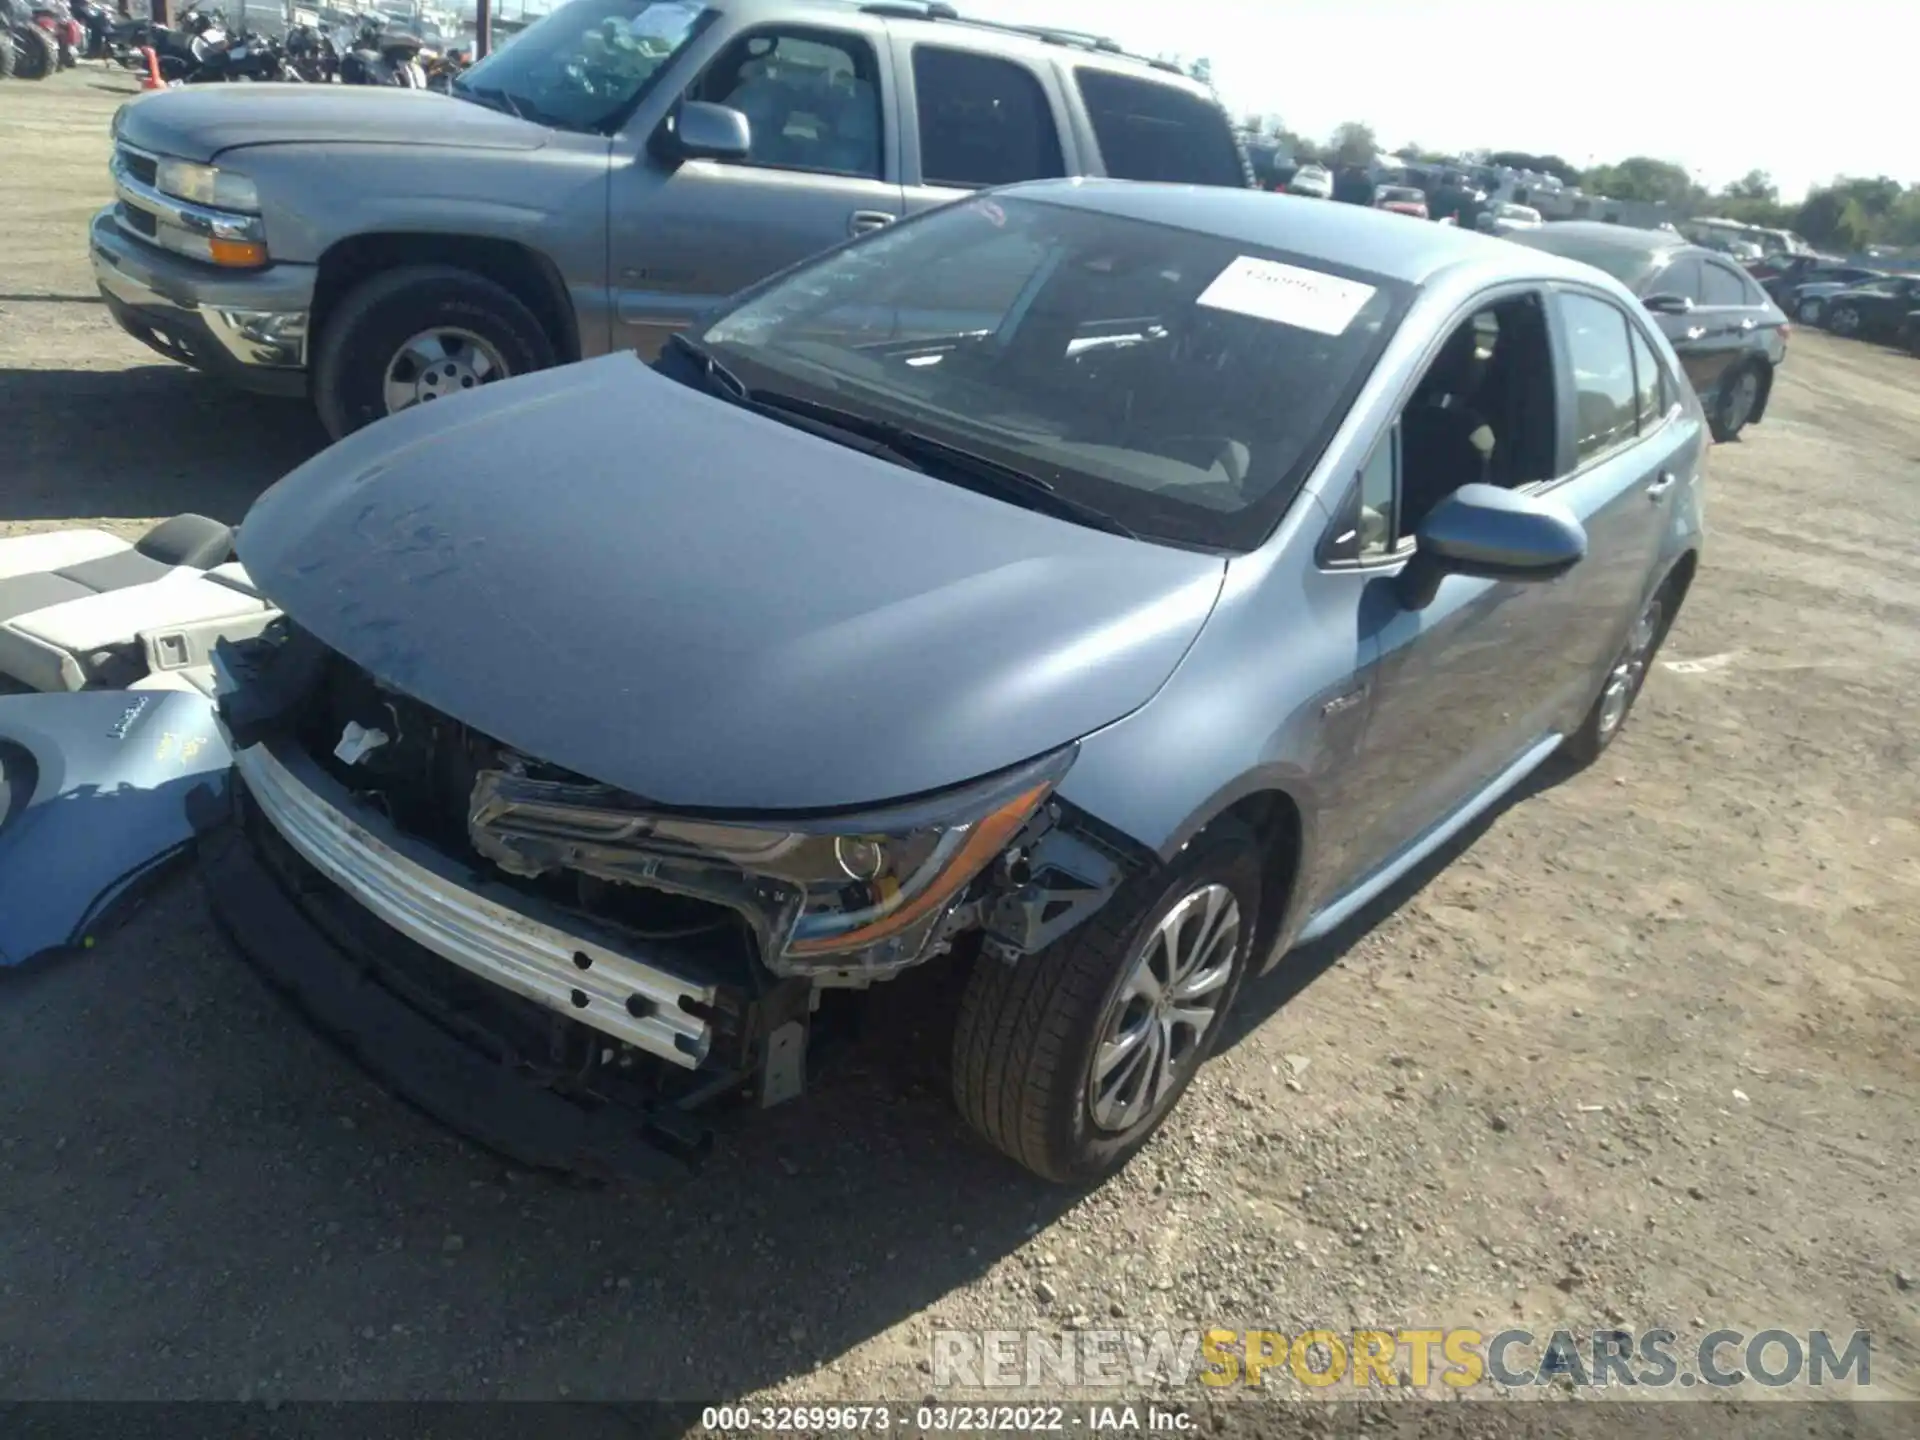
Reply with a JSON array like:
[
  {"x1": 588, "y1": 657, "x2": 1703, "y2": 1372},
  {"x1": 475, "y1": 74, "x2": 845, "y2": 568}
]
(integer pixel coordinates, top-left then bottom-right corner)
[
  {"x1": 1751, "y1": 254, "x2": 1857, "y2": 304},
  {"x1": 92, "y1": 0, "x2": 1253, "y2": 441},
  {"x1": 1901, "y1": 309, "x2": 1920, "y2": 357},
  {"x1": 1789, "y1": 273, "x2": 1886, "y2": 325},
  {"x1": 1822, "y1": 274, "x2": 1920, "y2": 342},
  {"x1": 1507, "y1": 221, "x2": 1787, "y2": 442},
  {"x1": 1373, "y1": 184, "x2": 1428, "y2": 218},
  {"x1": 1287, "y1": 162, "x2": 1333, "y2": 198},
  {"x1": 1476, "y1": 202, "x2": 1541, "y2": 237},
  {"x1": 207, "y1": 182, "x2": 1703, "y2": 1186}
]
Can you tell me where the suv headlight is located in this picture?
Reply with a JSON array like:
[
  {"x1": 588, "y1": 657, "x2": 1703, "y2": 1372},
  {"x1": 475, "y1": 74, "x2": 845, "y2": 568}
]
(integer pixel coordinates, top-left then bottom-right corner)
[
  {"x1": 470, "y1": 747, "x2": 1076, "y2": 976},
  {"x1": 155, "y1": 159, "x2": 261, "y2": 214}
]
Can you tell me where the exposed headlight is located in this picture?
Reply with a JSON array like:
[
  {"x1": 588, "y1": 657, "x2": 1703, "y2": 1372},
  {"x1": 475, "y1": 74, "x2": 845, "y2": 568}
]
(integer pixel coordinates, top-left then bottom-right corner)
[
  {"x1": 155, "y1": 159, "x2": 261, "y2": 214},
  {"x1": 470, "y1": 747, "x2": 1076, "y2": 977}
]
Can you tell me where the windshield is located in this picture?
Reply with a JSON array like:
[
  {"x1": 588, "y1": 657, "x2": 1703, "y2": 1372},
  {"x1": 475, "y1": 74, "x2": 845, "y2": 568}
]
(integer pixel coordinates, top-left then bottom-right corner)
[
  {"x1": 696, "y1": 195, "x2": 1410, "y2": 552},
  {"x1": 454, "y1": 0, "x2": 710, "y2": 132},
  {"x1": 1505, "y1": 229, "x2": 1658, "y2": 287}
]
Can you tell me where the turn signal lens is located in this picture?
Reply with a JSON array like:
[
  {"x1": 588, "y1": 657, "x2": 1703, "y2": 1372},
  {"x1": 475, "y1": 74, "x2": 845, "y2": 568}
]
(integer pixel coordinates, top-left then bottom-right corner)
[{"x1": 208, "y1": 238, "x2": 268, "y2": 268}]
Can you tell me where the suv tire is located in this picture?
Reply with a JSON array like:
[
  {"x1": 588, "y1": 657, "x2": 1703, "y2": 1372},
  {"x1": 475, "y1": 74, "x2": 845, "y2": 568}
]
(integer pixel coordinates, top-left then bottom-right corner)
[
  {"x1": 953, "y1": 822, "x2": 1261, "y2": 1184},
  {"x1": 313, "y1": 265, "x2": 556, "y2": 441},
  {"x1": 0, "y1": 30, "x2": 17, "y2": 80}
]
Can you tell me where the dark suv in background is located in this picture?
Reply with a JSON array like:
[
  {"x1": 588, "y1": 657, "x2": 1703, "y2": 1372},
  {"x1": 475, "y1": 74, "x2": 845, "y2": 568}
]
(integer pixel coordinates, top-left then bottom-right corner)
[{"x1": 1508, "y1": 222, "x2": 1788, "y2": 442}]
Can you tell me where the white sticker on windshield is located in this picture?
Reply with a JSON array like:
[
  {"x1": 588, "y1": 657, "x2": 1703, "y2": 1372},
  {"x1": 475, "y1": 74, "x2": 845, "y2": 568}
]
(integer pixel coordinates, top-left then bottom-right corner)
[
  {"x1": 630, "y1": 1, "x2": 699, "y2": 40},
  {"x1": 1196, "y1": 256, "x2": 1377, "y2": 336}
]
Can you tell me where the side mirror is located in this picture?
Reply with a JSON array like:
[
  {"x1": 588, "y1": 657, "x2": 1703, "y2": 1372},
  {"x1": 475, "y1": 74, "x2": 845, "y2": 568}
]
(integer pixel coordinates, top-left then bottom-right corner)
[
  {"x1": 656, "y1": 100, "x2": 751, "y2": 163},
  {"x1": 1641, "y1": 292, "x2": 1693, "y2": 315},
  {"x1": 1397, "y1": 483, "x2": 1586, "y2": 610}
]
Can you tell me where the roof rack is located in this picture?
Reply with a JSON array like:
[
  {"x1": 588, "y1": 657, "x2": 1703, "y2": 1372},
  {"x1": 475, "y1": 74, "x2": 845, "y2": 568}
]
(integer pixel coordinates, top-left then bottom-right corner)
[{"x1": 854, "y1": 1, "x2": 1186, "y2": 74}]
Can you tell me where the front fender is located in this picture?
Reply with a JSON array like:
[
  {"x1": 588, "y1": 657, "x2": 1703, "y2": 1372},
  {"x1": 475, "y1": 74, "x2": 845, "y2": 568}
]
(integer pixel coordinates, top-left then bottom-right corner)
[{"x1": 0, "y1": 690, "x2": 232, "y2": 967}]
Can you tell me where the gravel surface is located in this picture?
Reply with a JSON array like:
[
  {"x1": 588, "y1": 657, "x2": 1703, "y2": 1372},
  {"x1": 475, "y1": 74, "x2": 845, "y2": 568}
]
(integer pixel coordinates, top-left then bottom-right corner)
[{"x1": 0, "y1": 68, "x2": 1915, "y2": 1426}]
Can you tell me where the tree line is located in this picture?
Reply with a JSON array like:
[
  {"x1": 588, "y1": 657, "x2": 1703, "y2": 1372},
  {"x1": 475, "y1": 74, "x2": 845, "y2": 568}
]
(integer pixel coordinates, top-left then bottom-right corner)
[{"x1": 1233, "y1": 112, "x2": 1920, "y2": 253}]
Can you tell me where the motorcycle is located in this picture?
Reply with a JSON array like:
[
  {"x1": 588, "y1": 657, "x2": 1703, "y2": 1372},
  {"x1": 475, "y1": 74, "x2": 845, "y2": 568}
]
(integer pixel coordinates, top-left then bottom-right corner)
[
  {"x1": 283, "y1": 20, "x2": 336, "y2": 82},
  {"x1": 0, "y1": 0, "x2": 60, "y2": 78},
  {"x1": 422, "y1": 42, "x2": 468, "y2": 93},
  {"x1": 335, "y1": 16, "x2": 424, "y2": 87},
  {"x1": 66, "y1": 0, "x2": 111, "y2": 58},
  {"x1": 187, "y1": 25, "x2": 301, "y2": 81},
  {"x1": 125, "y1": 4, "x2": 229, "y2": 82},
  {"x1": 29, "y1": 0, "x2": 83, "y2": 69}
]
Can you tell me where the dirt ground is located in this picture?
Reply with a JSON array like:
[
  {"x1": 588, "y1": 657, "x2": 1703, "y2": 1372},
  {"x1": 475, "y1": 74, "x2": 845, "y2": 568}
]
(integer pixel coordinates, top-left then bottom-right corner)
[{"x1": 0, "y1": 68, "x2": 1915, "y2": 1425}]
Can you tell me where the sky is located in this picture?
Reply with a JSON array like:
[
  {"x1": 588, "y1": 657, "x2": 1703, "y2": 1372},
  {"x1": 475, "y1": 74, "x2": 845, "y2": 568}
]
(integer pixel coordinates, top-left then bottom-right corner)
[{"x1": 962, "y1": 0, "x2": 1914, "y2": 201}]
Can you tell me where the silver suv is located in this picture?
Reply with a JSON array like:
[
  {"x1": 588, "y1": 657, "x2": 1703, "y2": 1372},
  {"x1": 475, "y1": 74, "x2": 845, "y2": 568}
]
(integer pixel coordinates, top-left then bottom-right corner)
[{"x1": 90, "y1": 0, "x2": 1251, "y2": 438}]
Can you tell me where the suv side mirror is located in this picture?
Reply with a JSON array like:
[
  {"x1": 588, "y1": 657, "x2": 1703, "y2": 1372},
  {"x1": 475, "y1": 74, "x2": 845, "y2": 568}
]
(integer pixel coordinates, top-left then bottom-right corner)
[
  {"x1": 1642, "y1": 293, "x2": 1693, "y2": 315},
  {"x1": 656, "y1": 101, "x2": 751, "y2": 164},
  {"x1": 1397, "y1": 483, "x2": 1586, "y2": 609}
]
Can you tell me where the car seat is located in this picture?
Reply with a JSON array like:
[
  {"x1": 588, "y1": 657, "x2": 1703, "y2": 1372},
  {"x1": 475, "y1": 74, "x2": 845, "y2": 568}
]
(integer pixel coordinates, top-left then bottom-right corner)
[
  {"x1": 1399, "y1": 324, "x2": 1497, "y2": 531},
  {"x1": 0, "y1": 515, "x2": 275, "y2": 693}
]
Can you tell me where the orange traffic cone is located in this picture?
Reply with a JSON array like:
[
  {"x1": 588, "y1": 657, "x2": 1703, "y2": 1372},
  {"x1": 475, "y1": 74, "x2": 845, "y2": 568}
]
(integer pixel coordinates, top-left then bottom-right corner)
[{"x1": 140, "y1": 45, "x2": 164, "y2": 90}]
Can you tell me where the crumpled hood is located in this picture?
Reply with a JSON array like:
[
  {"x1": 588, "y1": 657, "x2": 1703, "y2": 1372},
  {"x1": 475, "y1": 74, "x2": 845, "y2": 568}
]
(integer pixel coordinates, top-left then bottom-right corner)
[
  {"x1": 115, "y1": 85, "x2": 547, "y2": 164},
  {"x1": 238, "y1": 355, "x2": 1227, "y2": 812}
]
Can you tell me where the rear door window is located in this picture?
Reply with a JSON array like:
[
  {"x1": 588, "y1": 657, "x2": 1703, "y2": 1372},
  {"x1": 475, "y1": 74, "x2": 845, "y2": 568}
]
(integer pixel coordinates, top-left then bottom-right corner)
[
  {"x1": 1557, "y1": 291, "x2": 1640, "y2": 463},
  {"x1": 1652, "y1": 258, "x2": 1703, "y2": 304},
  {"x1": 912, "y1": 47, "x2": 1065, "y2": 188},
  {"x1": 1701, "y1": 261, "x2": 1752, "y2": 307},
  {"x1": 1072, "y1": 69, "x2": 1248, "y2": 187}
]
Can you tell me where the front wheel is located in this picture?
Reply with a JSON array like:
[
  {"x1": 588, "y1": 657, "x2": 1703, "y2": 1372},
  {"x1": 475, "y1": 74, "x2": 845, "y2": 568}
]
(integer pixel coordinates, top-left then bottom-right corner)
[
  {"x1": 311, "y1": 265, "x2": 556, "y2": 440},
  {"x1": 1828, "y1": 303, "x2": 1861, "y2": 338},
  {"x1": 952, "y1": 824, "x2": 1262, "y2": 1184}
]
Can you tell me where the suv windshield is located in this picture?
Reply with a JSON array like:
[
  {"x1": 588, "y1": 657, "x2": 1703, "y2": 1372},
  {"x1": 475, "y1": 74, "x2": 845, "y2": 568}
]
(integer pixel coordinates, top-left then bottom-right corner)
[
  {"x1": 453, "y1": 0, "x2": 710, "y2": 132},
  {"x1": 696, "y1": 194, "x2": 1409, "y2": 552}
]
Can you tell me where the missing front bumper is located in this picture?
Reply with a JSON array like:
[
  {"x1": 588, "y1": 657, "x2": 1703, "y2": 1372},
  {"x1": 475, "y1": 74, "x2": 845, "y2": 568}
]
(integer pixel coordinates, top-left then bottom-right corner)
[{"x1": 230, "y1": 736, "x2": 719, "y2": 1070}]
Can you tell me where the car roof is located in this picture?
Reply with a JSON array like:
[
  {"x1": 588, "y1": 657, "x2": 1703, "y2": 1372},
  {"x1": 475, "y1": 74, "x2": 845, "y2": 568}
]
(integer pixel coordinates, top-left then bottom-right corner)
[
  {"x1": 748, "y1": 0, "x2": 1215, "y2": 93},
  {"x1": 999, "y1": 179, "x2": 1602, "y2": 287}
]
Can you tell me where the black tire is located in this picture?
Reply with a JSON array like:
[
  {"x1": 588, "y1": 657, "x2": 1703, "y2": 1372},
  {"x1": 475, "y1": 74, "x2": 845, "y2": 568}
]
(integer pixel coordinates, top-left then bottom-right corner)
[
  {"x1": 952, "y1": 822, "x2": 1262, "y2": 1185},
  {"x1": 12, "y1": 24, "x2": 56, "y2": 79},
  {"x1": 0, "y1": 29, "x2": 17, "y2": 80},
  {"x1": 1561, "y1": 576, "x2": 1679, "y2": 768},
  {"x1": 1708, "y1": 361, "x2": 1764, "y2": 443},
  {"x1": 311, "y1": 264, "x2": 557, "y2": 441},
  {"x1": 1827, "y1": 303, "x2": 1861, "y2": 339}
]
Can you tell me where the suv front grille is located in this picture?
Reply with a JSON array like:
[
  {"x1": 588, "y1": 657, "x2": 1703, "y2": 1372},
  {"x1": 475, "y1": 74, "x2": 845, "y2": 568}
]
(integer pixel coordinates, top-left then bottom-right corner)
[{"x1": 117, "y1": 144, "x2": 158, "y2": 188}]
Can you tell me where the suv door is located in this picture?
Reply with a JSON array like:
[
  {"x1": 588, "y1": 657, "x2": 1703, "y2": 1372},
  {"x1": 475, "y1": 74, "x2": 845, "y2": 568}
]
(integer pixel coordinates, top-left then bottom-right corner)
[
  {"x1": 607, "y1": 18, "x2": 905, "y2": 357},
  {"x1": 889, "y1": 37, "x2": 1075, "y2": 218}
]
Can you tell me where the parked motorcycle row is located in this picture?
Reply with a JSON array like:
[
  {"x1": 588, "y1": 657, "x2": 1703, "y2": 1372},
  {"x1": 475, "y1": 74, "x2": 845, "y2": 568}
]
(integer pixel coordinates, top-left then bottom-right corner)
[{"x1": 0, "y1": 2, "x2": 469, "y2": 88}]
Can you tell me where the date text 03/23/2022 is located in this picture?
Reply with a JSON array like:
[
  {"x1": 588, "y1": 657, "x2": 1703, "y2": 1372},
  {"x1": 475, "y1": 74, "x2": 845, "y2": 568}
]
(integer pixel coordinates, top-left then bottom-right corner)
[{"x1": 698, "y1": 1403, "x2": 1194, "y2": 1433}]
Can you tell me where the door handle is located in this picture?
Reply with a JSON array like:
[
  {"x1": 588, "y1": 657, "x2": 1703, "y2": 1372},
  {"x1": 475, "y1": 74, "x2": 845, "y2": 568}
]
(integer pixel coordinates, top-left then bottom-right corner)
[
  {"x1": 1646, "y1": 471, "x2": 1676, "y2": 501},
  {"x1": 848, "y1": 210, "x2": 896, "y2": 237},
  {"x1": 1739, "y1": 317, "x2": 1756, "y2": 330},
  {"x1": 1683, "y1": 326, "x2": 1707, "y2": 341}
]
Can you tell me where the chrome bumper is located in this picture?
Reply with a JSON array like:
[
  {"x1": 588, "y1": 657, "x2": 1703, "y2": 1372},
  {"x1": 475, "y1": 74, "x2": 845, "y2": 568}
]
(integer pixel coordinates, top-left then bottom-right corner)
[
  {"x1": 231, "y1": 738, "x2": 716, "y2": 1068},
  {"x1": 90, "y1": 205, "x2": 314, "y2": 372}
]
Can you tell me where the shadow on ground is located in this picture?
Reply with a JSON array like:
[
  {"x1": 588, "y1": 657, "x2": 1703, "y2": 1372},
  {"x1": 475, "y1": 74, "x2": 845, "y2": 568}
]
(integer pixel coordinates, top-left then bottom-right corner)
[
  {"x1": 0, "y1": 739, "x2": 1570, "y2": 1402},
  {"x1": 1, "y1": 366, "x2": 325, "y2": 526}
]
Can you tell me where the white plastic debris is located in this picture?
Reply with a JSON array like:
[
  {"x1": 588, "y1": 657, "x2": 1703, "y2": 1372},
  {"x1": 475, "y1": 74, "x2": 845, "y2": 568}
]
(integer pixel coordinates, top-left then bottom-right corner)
[{"x1": 333, "y1": 721, "x2": 391, "y2": 767}]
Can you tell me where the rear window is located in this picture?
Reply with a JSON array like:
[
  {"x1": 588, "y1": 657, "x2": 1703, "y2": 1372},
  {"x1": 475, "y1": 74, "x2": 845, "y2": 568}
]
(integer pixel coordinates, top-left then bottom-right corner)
[
  {"x1": 1072, "y1": 69, "x2": 1249, "y2": 188},
  {"x1": 1506, "y1": 229, "x2": 1660, "y2": 288}
]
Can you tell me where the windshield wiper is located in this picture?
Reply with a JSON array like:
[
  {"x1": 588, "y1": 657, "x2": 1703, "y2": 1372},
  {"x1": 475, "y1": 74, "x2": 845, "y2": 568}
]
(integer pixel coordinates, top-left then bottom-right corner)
[
  {"x1": 665, "y1": 336, "x2": 1138, "y2": 539},
  {"x1": 451, "y1": 78, "x2": 532, "y2": 122}
]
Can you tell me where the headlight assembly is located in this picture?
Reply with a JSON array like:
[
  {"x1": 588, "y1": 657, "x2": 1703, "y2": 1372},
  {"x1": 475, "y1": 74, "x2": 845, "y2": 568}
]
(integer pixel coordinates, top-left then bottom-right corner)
[
  {"x1": 155, "y1": 159, "x2": 261, "y2": 214},
  {"x1": 468, "y1": 747, "x2": 1076, "y2": 977}
]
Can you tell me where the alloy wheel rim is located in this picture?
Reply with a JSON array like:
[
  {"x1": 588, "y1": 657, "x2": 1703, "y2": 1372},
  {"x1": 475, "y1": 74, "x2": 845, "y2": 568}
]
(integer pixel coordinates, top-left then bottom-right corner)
[
  {"x1": 1088, "y1": 883, "x2": 1240, "y2": 1133},
  {"x1": 1725, "y1": 371, "x2": 1758, "y2": 430},
  {"x1": 1831, "y1": 307, "x2": 1858, "y2": 335},
  {"x1": 383, "y1": 327, "x2": 509, "y2": 416},
  {"x1": 1597, "y1": 599, "x2": 1663, "y2": 739}
]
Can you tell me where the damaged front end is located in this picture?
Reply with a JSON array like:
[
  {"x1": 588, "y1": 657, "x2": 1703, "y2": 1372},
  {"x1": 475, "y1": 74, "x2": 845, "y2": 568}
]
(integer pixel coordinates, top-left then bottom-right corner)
[{"x1": 204, "y1": 621, "x2": 1144, "y2": 1175}]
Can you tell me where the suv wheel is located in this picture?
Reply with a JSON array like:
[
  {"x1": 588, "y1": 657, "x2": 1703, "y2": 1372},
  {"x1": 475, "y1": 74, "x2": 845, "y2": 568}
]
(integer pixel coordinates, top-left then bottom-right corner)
[
  {"x1": 313, "y1": 265, "x2": 556, "y2": 440},
  {"x1": 952, "y1": 823, "x2": 1261, "y2": 1184},
  {"x1": 1796, "y1": 296, "x2": 1824, "y2": 325},
  {"x1": 1709, "y1": 363, "x2": 1762, "y2": 443},
  {"x1": 1827, "y1": 303, "x2": 1861, "y2": 338}
]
